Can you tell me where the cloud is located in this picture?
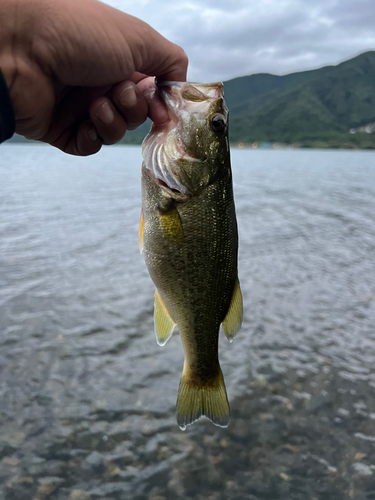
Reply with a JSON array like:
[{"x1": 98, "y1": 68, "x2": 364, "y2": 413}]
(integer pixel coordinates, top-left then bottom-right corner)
[{"x1": 103, "y1": 0, "x2": 375, "y2": 82}]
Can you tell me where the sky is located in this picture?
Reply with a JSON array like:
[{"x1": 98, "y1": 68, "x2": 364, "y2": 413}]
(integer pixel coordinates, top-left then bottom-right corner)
[{"x1": 103, "y1": 0, "x2": 375, "y2": 82}]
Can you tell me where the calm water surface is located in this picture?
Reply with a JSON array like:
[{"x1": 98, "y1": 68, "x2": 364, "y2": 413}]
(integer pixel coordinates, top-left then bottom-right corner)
[{"x1": 1, "y1": 145, "x2": 375, "y2": 499}]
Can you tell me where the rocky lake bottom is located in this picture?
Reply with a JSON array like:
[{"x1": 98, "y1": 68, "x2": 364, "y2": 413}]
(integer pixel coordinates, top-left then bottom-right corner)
[{"x1": 1, "y1": 146, "x2": 375, "y2": 499}]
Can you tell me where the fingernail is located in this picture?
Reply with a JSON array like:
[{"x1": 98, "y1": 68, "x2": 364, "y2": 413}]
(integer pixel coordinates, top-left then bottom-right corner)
[
  {"x1": 88, "y1": 126, "x2": 98, "y2": 141},
  {"x1": 119, "y1": 85, "x2": 137, "y2": 108},
  {"x1": 96, "y1": 102, "x2": 114, "y2": 124}
]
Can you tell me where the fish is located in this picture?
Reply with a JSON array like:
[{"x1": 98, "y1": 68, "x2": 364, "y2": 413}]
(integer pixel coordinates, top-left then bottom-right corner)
[{"x1": 140, "y1": 81, "x2": 242, "y2": 430}]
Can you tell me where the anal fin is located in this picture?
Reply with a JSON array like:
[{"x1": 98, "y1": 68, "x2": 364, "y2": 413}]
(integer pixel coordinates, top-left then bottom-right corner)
[
  {"x1": 154, "y1": 289, "x2": 176, "y2": 346},
  {"x1": 222, "y1": 277, "x2": 243, "y2": 342}
]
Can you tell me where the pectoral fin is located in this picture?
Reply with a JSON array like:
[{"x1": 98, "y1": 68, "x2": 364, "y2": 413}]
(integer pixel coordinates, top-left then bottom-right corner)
[
  {"x1": 222, "y1": 277, "x2": 243, "y2": 342},
  {"x1": 158, "y1": 207, "x2": 184, "y2": 244},
  {"x1": 154, "y1": 290, "x2": 176, "y2": 346},
  {"x1": 139, "y1": 209, "x2": 144, "y2": 254}
]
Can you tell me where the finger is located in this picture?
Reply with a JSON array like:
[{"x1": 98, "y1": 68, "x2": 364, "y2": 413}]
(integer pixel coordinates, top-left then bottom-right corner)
[
  {"x1": 89, "y1": 98, "x2": 127, "y2": 145},
  {"x1": 49, "y1": 120, "x2": 102, "y2": 156},
  {"x1": 41, "y1": 86, "x2": 110, "y2": 149},
  {"x1": 136, "y1": 77, "x2": 170, "y2": 125},
  {"x1": 153, "y1": 45, "x2": 188, "y2": 82},
  {"x1": 133, "y1": 46, "x2": 187, "y2": 82},
  {"x1": 131, "y1": 33, "x2": 188, "y2": 82},
  {"x1": 131, "y1": 72, "x2": 151, "y2": 85},
  {"x1": 111, "y1": 80, "x2": 148, "y2": 130},
  {"x1": 76, "y1": 120, "x2": 102, "y2": 156}
]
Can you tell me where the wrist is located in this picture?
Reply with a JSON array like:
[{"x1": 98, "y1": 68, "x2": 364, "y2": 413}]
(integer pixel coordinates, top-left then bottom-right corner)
[
  {"x1": 0, "y1": 1, "x2": 17, "y2": 88},
  {"x1": 0, "y1": 0, "x2": 54, "y2": 139},
  {"x1": 0, "y1": 66, "x2": 15, "y2": 143},
  {"x1": 0, "y1": 1, "x2": 18, "y2": 141},
  {"x1": 0, "y1": 0, "x2": 48, "y2": 93}
]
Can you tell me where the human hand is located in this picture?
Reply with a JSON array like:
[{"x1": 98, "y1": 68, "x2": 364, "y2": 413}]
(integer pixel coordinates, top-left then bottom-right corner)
[{"x1": 0, "y1": 0, "x2": 187, "y2": 155}]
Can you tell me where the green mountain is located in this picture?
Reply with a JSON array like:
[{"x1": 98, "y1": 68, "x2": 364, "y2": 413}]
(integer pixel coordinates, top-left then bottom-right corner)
[
  {"x1": 120, "y1": 51, "x2": 375, "y2": 148},
  {"x1": 225, "y1": 51, "x2": 375, "y2": 148}
]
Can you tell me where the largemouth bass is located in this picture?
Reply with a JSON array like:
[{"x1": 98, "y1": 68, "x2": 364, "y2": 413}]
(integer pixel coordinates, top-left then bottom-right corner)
[{"x1": 140, "y1": 81, "x2": 242, "y2": 429}]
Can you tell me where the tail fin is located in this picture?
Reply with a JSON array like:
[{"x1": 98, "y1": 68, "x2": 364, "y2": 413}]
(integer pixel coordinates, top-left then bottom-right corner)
[{"x1": 176, "y1": 365, "x2": 230, "y2": 430}]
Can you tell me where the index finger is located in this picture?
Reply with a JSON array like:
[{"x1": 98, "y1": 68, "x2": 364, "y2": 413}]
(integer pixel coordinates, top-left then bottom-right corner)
[{"x1": 153, "y1": 45, "x2": 188, "y2": 82}]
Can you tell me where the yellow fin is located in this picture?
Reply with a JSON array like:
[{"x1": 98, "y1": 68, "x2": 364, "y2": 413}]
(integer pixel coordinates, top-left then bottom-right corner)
[
  {"x1": 177, "y1": 365, "x2": 230, "y2": 430},
  {"x1": 154, "y1": 290, "x2": 176, "y2": 346},
  {"x1": 222, "y1": 277, "x2": 243, "y2": 343},
  {"x1": 159, "y1": 208, "x2": 184, "y2": 244},
  {"x1": 139, "y1": 209, "x2": 144, "y2": 254}
]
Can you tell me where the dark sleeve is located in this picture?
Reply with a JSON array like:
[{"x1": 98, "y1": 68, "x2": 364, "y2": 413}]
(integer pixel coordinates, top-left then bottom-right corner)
[{"x1": 0, "y1": 68, "x2": 16, "y2": 143}]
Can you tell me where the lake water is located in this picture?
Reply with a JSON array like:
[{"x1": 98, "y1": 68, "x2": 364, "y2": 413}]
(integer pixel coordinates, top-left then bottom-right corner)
[{"x1": 1, "y1": 145, "x2": 375, "y2": 499}]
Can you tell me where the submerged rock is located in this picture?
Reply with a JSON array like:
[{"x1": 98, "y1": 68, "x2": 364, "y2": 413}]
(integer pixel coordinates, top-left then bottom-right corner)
[{"x1": 68, "y1": 490, "x2": 92, "y2": 500}]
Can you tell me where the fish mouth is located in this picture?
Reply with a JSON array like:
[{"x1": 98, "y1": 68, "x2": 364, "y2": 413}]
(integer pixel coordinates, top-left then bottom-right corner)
[
  {"x1": 155, "y1": 81, "x2": 209, "y2": 166},
  {"x1": 157, "y1": 80, "x2": 224, "y2": 101},
  {"x1": 142, "y1": 81, "x2": 225, "y2": 196}
]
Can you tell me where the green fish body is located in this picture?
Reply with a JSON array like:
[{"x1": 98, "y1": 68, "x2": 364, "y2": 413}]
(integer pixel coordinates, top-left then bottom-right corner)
[{"x1": 140, "y1": 82, "x2": 242, "y2": 429}]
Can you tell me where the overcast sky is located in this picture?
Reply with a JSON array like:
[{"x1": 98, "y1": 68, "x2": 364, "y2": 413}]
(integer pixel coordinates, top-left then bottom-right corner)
[{"x1": 103, "y1": 0, "x2": 375, "y2": 82}]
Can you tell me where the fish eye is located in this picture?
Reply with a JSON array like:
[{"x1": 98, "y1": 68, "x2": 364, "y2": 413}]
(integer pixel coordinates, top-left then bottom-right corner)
[{"x1": 210, "y1": 114, "x2": 226, "y2": 134}]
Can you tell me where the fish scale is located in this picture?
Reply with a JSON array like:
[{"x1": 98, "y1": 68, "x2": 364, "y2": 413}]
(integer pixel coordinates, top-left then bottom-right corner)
[{"x1": 140, "y1": 81, "x2": 243, "y2": 429}]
